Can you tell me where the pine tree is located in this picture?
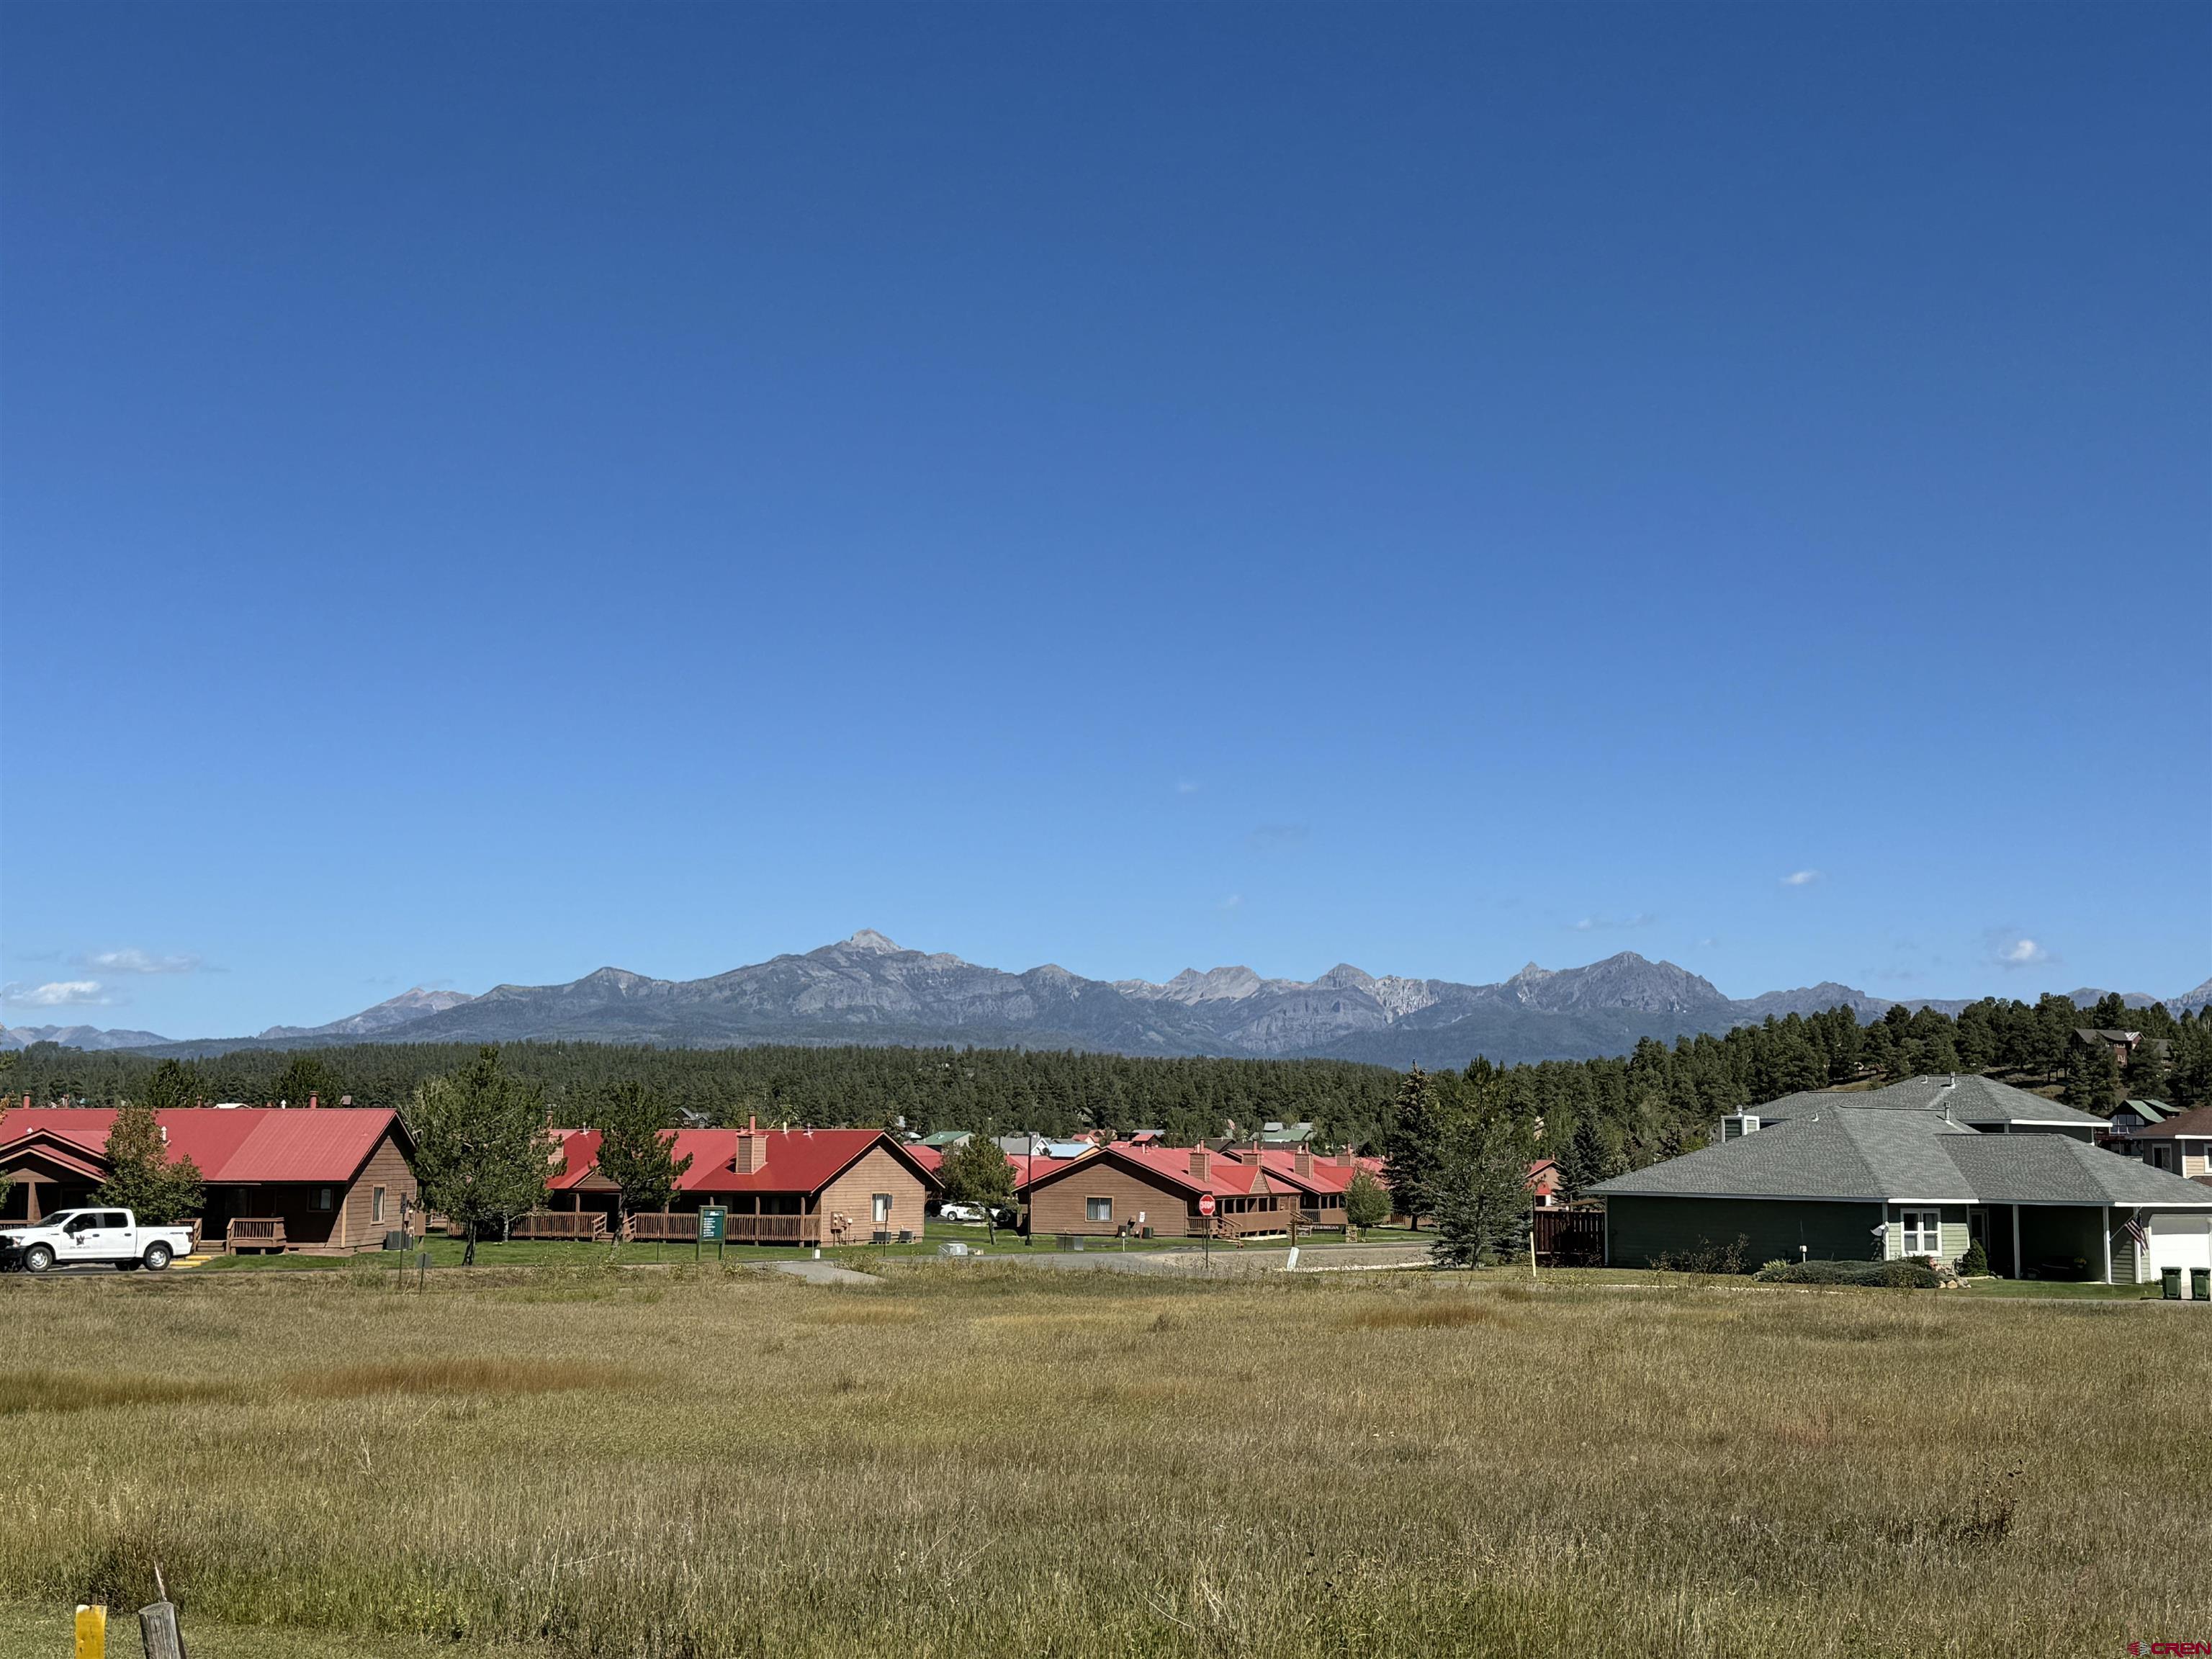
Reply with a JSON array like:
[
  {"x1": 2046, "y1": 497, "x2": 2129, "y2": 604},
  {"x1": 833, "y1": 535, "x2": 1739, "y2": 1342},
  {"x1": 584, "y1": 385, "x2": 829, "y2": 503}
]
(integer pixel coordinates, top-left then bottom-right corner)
[
  {"x1": 2064, "y1": 1037, "x2": 2119, "y2": 1114},
  {"x1": 406, "y1": 1048, "x2": 555, "y2": 1265},
  {"x1": 587, "y1": 1079, "x2": 692, "y2": 1227},
  {"x1": 1428, "y1": 1113, "x2": 1534, "y2": 1268},
  {"x1": 1342, "y1": 1169, "x2": 1390, "y2": 1234},
  {"x1": 1382, "y1": 1068, "x2": 1446, "y2": 1231}
]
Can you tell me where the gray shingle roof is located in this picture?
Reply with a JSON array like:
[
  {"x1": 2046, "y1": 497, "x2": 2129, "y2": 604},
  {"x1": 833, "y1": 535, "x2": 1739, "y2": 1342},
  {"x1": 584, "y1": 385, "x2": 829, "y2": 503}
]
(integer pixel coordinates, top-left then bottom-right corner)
[
  {"x1": 1590, "y1": 1105, "x2": 2212, "y2": 1208},
  {"x1": 1757, "y1": 1074, "x2": 2106, "y2": 1128}
]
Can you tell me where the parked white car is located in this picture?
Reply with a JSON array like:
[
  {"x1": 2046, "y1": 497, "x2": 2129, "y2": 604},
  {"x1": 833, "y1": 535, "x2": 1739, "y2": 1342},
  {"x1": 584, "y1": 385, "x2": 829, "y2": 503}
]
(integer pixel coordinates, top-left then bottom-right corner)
[{"x1": 0, "y1": 1208, "x2": 196, "y2": 1273}]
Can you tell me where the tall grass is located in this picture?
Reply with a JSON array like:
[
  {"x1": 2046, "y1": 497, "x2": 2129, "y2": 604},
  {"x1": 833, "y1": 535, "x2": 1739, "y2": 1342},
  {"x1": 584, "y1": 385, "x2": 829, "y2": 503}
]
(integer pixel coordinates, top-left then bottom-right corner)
[{"x1": 0, "y1": 1266, "x2": 2205, "y2": 1658}]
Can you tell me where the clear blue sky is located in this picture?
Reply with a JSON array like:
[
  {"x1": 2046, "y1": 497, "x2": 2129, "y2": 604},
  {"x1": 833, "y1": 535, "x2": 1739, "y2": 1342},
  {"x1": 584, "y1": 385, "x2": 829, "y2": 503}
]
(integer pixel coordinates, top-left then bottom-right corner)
[{"x1": 3, "y1": 2, "x2": 2207, "y2": 1037}]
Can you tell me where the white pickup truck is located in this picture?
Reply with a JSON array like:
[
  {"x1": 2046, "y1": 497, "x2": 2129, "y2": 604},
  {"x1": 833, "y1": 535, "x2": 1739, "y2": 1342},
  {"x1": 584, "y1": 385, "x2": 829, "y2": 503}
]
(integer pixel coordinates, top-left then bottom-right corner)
[{"x1": 0, "y1": 1208, "x2": 196, "y2": 1273}]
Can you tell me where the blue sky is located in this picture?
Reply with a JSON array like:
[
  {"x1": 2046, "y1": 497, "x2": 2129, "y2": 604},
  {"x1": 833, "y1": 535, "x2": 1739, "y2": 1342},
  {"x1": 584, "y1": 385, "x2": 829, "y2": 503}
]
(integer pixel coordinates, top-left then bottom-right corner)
[{"x1": 3, "y1": 3, "x2": 2207, "y2": 1037}]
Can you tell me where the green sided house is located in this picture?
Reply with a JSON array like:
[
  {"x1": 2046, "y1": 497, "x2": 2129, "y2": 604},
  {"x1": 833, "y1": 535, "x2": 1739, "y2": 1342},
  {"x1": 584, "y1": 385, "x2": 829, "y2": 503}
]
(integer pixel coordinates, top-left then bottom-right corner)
[{"x1": 1591, "y1": 1075, "x2": 2212, "y2": 1283}]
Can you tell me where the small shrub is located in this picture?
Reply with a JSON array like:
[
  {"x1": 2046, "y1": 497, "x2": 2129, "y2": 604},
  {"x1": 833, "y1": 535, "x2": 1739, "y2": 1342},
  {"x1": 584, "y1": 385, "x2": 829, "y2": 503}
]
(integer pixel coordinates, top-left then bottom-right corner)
[
  {"x1": 1959, "y1": 1238, "x2": 1990, "y2": 1277},
  {"x1": 1753, "y1": 1259, "x2": 1940, "y2": 1290}
]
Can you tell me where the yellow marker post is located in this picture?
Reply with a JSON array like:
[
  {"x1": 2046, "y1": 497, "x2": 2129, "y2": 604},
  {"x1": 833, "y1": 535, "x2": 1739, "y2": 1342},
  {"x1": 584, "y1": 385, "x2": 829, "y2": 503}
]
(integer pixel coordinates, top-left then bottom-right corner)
[{"x1": 74, "y1": 1604, "x2": 107, "y2": 1659}]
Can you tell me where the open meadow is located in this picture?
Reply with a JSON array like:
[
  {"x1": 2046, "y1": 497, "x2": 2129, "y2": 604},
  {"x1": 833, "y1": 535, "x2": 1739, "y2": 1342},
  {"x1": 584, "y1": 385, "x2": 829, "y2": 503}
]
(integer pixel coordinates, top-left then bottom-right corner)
[{"x1": 1, "y1": 1262, "x2": 2206, "y2": 1659}]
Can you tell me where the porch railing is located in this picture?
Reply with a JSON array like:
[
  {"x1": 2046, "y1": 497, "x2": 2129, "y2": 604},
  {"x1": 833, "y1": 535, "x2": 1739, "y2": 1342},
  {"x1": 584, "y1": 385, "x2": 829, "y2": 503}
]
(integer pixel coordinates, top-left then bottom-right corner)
[
  {"x1": 226, "y1": 1217, "x2": 287, "y2": 1253},
  {"x1": 509, "y1": 1210, "x2": 609, "y2": 1241},
  {"x1": 619, "y1": 1213, "x2": 824, "y2": 1245}
]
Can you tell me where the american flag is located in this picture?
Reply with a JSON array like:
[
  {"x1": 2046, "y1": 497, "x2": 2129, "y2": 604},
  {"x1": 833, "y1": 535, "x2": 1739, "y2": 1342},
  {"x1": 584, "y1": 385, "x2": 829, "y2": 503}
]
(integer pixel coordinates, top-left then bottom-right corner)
[{"x1": 2123, "y1": 1215, "x2": 2149, "y2": 1249}]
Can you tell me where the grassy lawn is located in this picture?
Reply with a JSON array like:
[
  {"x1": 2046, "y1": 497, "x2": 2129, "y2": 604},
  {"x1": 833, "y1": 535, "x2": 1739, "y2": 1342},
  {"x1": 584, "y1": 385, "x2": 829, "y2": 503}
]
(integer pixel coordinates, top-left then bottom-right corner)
[
  {"x1": 2, "y1": 1267, "x2": 2205, "y2": 1658},
  {"x1": 189, "y1": 1226, "x2": 1432, "y2": 1273}
]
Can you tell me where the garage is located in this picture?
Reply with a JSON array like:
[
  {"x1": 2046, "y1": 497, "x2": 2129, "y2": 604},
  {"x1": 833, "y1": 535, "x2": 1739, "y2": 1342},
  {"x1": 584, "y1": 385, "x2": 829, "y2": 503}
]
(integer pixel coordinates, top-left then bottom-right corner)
[{"x1": 2145, "y1": 1211, "x2": 2212, "y2": 1275}]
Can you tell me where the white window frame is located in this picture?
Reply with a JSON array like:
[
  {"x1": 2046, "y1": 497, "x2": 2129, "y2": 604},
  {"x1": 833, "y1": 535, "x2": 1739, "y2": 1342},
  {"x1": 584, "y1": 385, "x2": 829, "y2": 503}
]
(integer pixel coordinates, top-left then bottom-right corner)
[
  {"x1": 1085, "y1": 1195, "x2": 1113, "y2": 1223},
  {"x1": 871, "y1": 1192, "x2": 892, "y2": 1226},
  {"x1": 1899, "y1": 1208, "x2": 1941, "y2": 1256}
]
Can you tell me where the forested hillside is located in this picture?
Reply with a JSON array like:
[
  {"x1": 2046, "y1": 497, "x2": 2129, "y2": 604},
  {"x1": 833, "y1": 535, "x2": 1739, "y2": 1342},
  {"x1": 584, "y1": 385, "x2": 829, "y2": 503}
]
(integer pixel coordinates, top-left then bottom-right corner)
[{"x1": 6, "y1": 993, "x2": 2208, "y2": 1182}]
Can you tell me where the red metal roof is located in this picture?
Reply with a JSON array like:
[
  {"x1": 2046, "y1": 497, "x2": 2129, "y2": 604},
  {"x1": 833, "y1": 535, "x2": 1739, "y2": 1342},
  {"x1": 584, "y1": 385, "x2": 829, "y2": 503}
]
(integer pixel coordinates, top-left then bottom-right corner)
[
  {"x1": 549, "y1": 1127, "x2": 938, "y2": 1197},
  {"x1": 1220, "y1": 1147, "x2": 1367, "y2": 1194},
  {"x1": 1020, "y1": 1144, "x2": 1297, "y2": 1200},
  {"x1": 0, "y1": 1107, "x2": 402, "y2": 1185}
]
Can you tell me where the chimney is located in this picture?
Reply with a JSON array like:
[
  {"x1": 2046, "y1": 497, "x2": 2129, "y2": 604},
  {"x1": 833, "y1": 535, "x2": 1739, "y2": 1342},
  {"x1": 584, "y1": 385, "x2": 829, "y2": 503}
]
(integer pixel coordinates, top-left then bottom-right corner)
[
  {"x1": 1338, "y1": 1145, "x2": 1357, "y2": 1169},
  {"x1": 734, "y1": 1113, "x2": 765, "y2": 1174},
  {"x1": 308, "y1": 1093, "x2": 319, "y2": 1110},
  {"x1": 1295, "y1": 1147, "x2": 1314, "y2": 1179},
  {"x1": 1188, "y1": 1146, "x2": 1210, "y2": 1182}
]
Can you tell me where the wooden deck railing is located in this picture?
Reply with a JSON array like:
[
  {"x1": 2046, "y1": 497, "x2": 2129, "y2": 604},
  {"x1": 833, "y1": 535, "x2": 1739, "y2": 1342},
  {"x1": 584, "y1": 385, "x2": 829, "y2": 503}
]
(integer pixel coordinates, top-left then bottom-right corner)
[
  {"x1": 510, "y1": 1210, "x2": 609, "y2": 1241},
  {"x1": 1210, "y1": 1208, "x2": 1295, "y2": 1240},
  {"x1": 226, "y1": 1217, "x2": 287, "y2": 1253},
  {"x1": 625, "y1": 1212, "x2": 698, "y2": 1243}
]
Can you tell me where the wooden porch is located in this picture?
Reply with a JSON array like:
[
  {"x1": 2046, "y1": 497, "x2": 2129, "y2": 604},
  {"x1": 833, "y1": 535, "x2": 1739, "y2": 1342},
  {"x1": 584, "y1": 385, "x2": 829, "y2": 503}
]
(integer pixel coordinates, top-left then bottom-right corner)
[{"x1": 226, "y1": 1217, "x2": 287, "y2": 1254}]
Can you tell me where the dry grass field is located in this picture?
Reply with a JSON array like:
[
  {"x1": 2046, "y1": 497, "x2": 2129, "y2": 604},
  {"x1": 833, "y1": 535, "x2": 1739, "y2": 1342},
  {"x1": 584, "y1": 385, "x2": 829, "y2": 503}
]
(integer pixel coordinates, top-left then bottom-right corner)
[{"x1": 1, "y1": 1262, "x2": 2206, "y2": 1659}]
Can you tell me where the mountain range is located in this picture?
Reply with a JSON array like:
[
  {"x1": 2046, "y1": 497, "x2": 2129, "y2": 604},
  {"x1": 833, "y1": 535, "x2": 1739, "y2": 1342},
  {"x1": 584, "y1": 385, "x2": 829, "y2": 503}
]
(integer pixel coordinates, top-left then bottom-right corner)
[{"x1": 7, "y1": 933, "x2": 2208, "y2": 1069}]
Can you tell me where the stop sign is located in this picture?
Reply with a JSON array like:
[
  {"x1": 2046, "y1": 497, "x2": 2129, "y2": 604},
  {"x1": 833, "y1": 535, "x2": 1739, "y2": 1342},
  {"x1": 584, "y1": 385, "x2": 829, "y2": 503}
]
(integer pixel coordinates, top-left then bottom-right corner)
[{"x1": 1197, "y1": 1194, "x2": 1217, "y2": 1217}]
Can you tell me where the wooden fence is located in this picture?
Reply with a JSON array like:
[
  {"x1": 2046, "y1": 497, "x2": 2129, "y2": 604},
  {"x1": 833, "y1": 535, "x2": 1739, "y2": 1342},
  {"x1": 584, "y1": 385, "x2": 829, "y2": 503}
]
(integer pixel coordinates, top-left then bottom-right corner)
[
  {"x1": 1533, "y1": 1207, "x2": 1605, "y2": 1265},
  {"x1": 509, "y1": 1211, "x2": 609, "y2": 1241}
]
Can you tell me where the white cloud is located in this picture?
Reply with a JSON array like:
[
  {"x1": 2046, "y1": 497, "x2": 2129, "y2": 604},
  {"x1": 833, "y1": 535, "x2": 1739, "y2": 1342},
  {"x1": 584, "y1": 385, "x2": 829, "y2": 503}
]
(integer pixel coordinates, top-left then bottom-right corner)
[
  {"x1": 1176, "y1": 781, "x2": 1202, "y2": 795},
  {"x1": 1997, "y1": 938, "x2": 2049, "y2": 967},
  {"x1": 81, "y1": 948, "x2": 205, "y2": 976},
  {"x1": 1781, "y1": 870, "x2": 1822, "y2": 887},
  {"x1": 2, "y1": 979, "x2": 110, "y2": 1007},
  {"x1": 1569, "y1": 913, "x2": 1655, "y2": 932},
  {"x1": 1218, "y1": 894, "x2": 1244, "y2": 911}
]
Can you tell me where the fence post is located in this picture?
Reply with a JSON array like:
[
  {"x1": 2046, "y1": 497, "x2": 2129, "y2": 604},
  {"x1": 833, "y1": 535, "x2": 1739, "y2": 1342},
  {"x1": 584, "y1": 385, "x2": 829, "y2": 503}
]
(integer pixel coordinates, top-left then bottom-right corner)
[
  {"x1": 74, "y1": 1604, "x2": 106, "y2": 1659},
  {"x1": 138, "y1": 1565, "x2": 186, "y2": 1659}
]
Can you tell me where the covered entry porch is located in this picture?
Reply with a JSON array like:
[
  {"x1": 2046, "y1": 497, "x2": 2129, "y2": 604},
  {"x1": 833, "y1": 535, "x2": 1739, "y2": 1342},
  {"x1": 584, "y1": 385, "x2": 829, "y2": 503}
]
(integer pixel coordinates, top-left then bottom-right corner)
[{"x1": 1969, "y1": 1203, "x2": 2116, "y2": 1282}]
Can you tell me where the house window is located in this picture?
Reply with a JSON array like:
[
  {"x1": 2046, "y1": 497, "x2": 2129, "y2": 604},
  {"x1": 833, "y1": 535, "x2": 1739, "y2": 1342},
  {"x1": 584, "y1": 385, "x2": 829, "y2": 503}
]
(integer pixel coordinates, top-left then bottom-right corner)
[
  {"x1": 1086, "y1": 1197, "x2": 1112, "y2": 1223},
  {"x1": 372, "y1": 1187, "x2": 385, "y2": 1225},
  {"x1": 872, "y1": 1193, "x2": 892, "y2": 1226},
  {"x1": 313, "y1": 1187, "x2": 335, "y2": 1213},
  {"x1": 1900, "y1": 1209, "x2": 1941, "y2": 1256}
]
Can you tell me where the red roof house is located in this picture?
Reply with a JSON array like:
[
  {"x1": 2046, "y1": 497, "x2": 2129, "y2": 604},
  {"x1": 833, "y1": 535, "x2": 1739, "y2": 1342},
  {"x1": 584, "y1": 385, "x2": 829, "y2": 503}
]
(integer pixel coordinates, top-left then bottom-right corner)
[
  {"x1": 1018, "y1": 1142, "x2": 1303, "y2": 1239},
  {"x1": 0, "y1": 1105, "x2": 416, "y2": 1254},
  {"x1": 546, "y1": 1123, "x2": 940, "y2": 1245}
]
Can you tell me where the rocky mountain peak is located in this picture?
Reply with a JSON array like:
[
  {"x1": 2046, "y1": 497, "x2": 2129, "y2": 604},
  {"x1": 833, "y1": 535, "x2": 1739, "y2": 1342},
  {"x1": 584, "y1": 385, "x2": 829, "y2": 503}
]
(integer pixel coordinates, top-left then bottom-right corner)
[{"x1": 842, "y1": 930, "x2": 902, "y2": 954}]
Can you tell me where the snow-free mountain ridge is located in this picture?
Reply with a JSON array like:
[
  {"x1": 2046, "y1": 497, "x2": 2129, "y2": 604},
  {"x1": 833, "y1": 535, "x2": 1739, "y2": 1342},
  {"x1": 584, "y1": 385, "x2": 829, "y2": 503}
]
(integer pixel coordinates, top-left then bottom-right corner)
[{"x1": 17, "y1": 932, "x2": 2206, "y2": 1069}]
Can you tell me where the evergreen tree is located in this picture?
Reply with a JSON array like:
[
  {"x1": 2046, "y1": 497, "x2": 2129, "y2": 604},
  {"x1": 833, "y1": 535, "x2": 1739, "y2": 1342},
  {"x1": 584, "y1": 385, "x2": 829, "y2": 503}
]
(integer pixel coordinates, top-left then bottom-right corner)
[
  {"x1": 2126, "y1": 1034, "x2": 2170, "y2": 1104},
  {"x1": 586, "y1": 1079, "x2": 692, "y2": 1226},
  {"x1": 272, "y1": 1053, "x2": 343, "y2": 1110},
  {"x1": 2063, "y1": 1037, "x2": 2119, "y2": 1114},
  {"x1": 1382, "y1": 1067, "x2": 1447, "y2": 1231},
  {"x1": 96, "y1": 1098, "x2": 205, "y2": 1223},
  {"x1": 406, "y1": 1048, "x2": 555, "y2": 1265},
  {"x1": 1427, "y1": 1113, "x2": 1534, "y2": 1268}
]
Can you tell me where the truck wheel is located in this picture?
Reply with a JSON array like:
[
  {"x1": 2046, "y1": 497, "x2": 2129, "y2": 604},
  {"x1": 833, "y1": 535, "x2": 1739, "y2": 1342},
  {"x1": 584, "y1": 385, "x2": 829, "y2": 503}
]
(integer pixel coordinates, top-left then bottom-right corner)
[
  {"x1": 22, "y1": 1244, "x2": 55, "y2": 1273},
  {"x1": 143, "y1": 1242, "x2": 173, "y2": 1272}
]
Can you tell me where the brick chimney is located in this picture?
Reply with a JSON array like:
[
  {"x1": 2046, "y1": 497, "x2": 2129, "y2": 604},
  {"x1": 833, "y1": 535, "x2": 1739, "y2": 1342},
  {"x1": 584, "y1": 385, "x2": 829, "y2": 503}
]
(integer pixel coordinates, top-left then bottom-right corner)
[
  {"x1": 1187, "y1": 1146, "x2": 1210, "y2": 1182},
  {"x1": 1294, "y1": 1147, "x2": 1314, "y2": 1179},
  {"x1": 1338, "y1": 1146, "x2": 1357, "y2": 1169},
  {"x1": 308, "y1": 1093, "x2": 319, "y2": 1110},
  {"x1": 734, "y1": 1114, "x2": 766, "y2": 1174}
]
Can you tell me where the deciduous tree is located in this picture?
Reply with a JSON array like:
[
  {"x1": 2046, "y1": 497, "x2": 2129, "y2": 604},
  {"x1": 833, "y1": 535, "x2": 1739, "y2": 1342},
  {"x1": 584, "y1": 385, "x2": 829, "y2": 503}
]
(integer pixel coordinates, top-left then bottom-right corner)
[{"x1": 938, "y1": 1132, "x2": 1018, "y2": 1241}]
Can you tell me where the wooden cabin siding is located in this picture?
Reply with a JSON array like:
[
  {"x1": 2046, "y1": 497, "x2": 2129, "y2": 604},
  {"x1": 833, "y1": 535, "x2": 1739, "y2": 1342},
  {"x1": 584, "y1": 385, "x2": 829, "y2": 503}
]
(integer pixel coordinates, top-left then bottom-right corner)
[
  {"x1": 816, "y1": 1146, "x2": 930, "y2": 1240},
  {"x1": 336, "y1": 1133, "x2": 418, "y2": 1250},
  {"x1": 1028, "y1": 1163, "x2": 1193, "y2": 1237}
]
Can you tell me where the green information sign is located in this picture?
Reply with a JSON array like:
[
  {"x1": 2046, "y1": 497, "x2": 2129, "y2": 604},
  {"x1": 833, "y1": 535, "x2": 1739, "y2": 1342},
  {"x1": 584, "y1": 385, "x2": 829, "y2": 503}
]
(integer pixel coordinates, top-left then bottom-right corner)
[{"x1": 698, "y1": 1206, "x2": 727, "y2": 1242}]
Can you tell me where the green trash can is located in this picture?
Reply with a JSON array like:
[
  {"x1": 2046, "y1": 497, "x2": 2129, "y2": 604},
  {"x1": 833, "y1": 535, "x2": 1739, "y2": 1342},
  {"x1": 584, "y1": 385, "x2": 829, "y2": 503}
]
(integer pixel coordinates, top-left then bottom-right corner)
[
  {"x1": 2162, "y1": 1267, "x2": 2183, "y2": 1300},
  {"x1": 2194, "y1": 1268, "x2": 2210, "y2": 1303}
]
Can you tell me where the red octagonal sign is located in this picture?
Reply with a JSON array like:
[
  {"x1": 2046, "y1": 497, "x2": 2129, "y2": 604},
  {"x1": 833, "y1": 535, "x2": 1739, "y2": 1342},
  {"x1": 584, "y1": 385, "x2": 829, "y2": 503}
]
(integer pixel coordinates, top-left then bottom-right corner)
[{"x1": 1197, "y1": 1194, "x2": 1217, "y2": 1216}]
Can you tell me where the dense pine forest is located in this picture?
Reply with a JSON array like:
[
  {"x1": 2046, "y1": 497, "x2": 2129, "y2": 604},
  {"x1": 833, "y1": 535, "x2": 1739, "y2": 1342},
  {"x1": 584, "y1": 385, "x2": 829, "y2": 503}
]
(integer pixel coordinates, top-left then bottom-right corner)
[{"x1": 4, "y1": 993, "x2": 2208, "y2": 1182}]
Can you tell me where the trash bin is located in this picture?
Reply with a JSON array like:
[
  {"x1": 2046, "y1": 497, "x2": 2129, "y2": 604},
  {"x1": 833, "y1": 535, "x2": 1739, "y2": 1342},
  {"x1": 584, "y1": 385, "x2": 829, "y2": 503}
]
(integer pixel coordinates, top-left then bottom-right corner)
[
  {"x1": 2162, "y1": 1267, "x2": 2183, "y2": 1300},
  {"x1": 2194, "y1": 1269, "x2": 2210, "y2": 1303}
]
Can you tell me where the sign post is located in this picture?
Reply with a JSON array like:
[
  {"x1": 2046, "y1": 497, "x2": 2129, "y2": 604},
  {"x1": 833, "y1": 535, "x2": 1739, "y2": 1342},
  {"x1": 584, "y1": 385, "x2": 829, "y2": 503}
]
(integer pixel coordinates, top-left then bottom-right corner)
[
  {"x1": 698, "y1": 1205, "x2": 727, "y2": 1264},
  {"x1": 1197, "y1": 1192, "x2": 1215, "y2": 1267}
]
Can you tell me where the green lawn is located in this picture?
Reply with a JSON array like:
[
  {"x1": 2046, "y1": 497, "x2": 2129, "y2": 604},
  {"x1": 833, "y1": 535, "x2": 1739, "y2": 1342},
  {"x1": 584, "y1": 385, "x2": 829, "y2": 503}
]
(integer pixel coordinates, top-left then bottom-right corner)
[{"x1": 189, "y1": 1226, "x2": 1431, "y2": 1273}]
